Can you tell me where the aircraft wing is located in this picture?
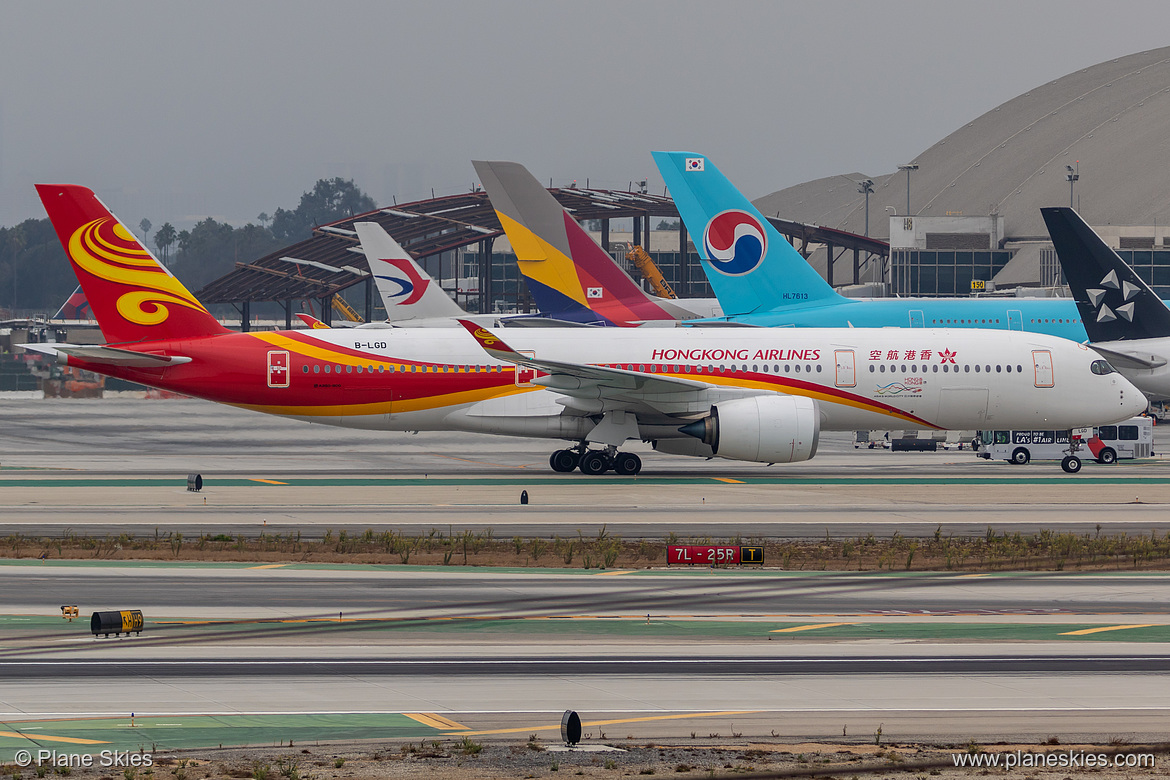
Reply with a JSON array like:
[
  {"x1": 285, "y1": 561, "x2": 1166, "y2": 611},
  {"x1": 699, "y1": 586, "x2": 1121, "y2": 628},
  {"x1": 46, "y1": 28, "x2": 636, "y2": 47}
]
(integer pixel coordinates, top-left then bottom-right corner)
[
  {"x1": 22, "y1": 343, "x2": 192, "y2": 368},
  {"x1": 457, "y1": 320, "x2": 726, "y2": 417}
]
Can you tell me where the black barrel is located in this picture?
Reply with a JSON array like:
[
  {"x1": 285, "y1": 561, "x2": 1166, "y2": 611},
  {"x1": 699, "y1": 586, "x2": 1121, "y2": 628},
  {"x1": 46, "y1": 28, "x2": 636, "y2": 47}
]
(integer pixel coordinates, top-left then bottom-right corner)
[{"x1": 90, "y1": 610, "x2": 144, "y2": 637}]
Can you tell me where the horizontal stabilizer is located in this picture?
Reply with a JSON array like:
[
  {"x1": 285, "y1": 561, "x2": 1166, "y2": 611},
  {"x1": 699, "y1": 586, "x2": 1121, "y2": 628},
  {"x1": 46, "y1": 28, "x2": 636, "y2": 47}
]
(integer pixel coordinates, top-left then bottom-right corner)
[{"x1": 22, "y1": 343, "x2": 192, "y2": 368}]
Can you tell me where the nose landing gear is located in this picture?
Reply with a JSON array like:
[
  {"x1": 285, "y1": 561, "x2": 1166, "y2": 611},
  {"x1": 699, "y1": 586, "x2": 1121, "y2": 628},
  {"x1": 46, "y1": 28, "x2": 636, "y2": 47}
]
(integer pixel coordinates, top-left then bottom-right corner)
[{"x1": 547, "y1": 445, "x2": 642, "y2": 475}]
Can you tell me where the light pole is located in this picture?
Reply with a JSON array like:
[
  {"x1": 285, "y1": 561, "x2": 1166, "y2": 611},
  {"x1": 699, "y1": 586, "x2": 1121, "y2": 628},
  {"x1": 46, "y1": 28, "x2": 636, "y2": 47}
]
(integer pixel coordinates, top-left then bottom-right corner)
[
  {"x1": 857, "y1": 179, "x2": 874, "y2": 236},
  {"x1": 1066, "y1": 162, "x2": 1080, "y2": 208},
  {"x1": 897, "y1": 164, "x2": 919, "y2": 216}
]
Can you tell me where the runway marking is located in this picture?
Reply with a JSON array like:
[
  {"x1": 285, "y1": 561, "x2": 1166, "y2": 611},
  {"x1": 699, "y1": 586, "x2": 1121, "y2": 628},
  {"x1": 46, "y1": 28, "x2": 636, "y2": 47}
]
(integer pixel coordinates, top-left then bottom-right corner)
[
  {"x1": 445, "y1": 710, "x2": 761, "y2": 736},
  {"x1": 593, "y1": 570, "x2": 635, "y2": 576},
  {"x1": 769, "y1": 622, "x2": 856, "y2": 633},
  {"x1": 0, "y1": 730, "x2": 109, "y2": 745},
  {"x1": 1060, "y1": 624, "x2": 1157, "y2": 636},
  {"x1": 959, "y1": 573, "x2": 991, "y2": 578},
  {"x1": 404, "y1": 713, "x2": 467, "y2": 730},
  {"x1": 249, "y1": 479, "x2": 289, "y2": 485},
  {"x1": 247, "y1": 564, "x2": 289, "y2": 569},
  {"x1": 713, "y1": 477, "x2": 745, "y2": 483}
]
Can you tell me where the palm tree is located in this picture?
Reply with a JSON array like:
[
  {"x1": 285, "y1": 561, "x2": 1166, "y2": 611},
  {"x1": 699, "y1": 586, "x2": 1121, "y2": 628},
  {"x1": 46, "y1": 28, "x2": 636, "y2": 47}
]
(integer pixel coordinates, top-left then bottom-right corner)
[{"x1": 153, "y1": 223, "x2": 178, "y2": 267}]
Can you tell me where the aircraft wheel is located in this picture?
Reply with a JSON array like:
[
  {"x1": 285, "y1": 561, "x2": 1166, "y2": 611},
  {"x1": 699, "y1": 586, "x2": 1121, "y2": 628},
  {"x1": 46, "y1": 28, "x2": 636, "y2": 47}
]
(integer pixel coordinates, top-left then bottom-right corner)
[
  {"x1": 1096, "y1": 448, "x2": 1117, "y2": 465},
  {"x1": 1061, "y1": 455, "x2": 1083, "y2": 474},
  {"x1": 1010, "y1": 447, "x2": 1030, "y2": 465},
  {"x1": 613, "y1": 452, "x2": 642, "y2": 476},
  {"x1": 579, "y1": 451, "x2": 610, "y2": 475},
  {"x1": 549, "y1": 449, "x2": 579, "y2": 473}
]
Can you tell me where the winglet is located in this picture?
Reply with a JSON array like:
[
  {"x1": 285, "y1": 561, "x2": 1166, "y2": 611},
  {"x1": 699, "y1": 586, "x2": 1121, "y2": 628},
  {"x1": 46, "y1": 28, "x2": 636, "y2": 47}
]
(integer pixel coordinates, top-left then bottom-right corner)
[{"x1": 457, "y1": 319, "x2": 527, "y2": 362}]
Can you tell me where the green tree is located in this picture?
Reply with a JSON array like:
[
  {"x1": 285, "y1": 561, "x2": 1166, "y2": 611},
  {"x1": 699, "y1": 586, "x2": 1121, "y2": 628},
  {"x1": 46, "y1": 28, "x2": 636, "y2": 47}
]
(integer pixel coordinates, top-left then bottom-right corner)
[
  {"x1": 0, "y1": 218, "x2": 77, "y2": 313},
  {"x1": 153, "y1": 222, "x2": 177, "y2": 266},
  {"x1": 169, "y1": 219, "x2": 282, "y2": 292},
  {"x1": 270, "y1": 178, "x2": 375, "y2": 243}
]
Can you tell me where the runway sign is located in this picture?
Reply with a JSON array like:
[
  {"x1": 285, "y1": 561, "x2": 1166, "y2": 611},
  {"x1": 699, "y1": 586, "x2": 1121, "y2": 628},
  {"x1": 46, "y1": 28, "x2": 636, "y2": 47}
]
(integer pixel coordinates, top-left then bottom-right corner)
[{"x1": 667, "y1": 545, "x2": 764, "y2": 565}]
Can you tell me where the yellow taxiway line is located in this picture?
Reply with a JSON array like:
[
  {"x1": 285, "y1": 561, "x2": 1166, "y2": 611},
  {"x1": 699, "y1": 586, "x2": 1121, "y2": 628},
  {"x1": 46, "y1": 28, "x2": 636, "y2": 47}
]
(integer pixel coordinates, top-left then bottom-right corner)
[
  {"x1": 769, "y1": 622, "x2": 856, "y2": 633},
  {"x1": 0, "y1": 731, "x2": 109, "y2": 745},
  {"x1": 1059, "y1": 624, "x2": 1156, "y2": 636},
  {"x1": 405, "y1": 713, "x2": 468, "y2": 730},
  {"x1": 445, "y1": 710, "x2": 761, "y2": 736}
]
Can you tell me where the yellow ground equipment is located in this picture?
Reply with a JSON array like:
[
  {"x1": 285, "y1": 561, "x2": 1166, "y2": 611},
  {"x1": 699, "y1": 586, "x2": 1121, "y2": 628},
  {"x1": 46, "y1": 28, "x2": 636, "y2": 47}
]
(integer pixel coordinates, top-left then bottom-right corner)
[
  {"x1": 331, "y1": 294, "x2": 363, "y2": 322},
  {"x1": 627, "y1": 244, "x2": 677, "y2": 299}
]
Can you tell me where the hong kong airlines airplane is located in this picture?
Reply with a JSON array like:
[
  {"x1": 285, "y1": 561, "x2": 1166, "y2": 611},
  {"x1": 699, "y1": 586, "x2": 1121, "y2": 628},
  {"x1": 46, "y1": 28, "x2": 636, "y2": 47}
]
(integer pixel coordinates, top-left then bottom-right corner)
[{"x1": 29, "y1": 185, "x2": 1143, "y2": 474}]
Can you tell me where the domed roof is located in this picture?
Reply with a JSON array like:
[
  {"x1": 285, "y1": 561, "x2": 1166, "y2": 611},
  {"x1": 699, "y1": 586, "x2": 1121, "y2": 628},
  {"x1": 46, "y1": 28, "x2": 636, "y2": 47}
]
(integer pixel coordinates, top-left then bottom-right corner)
[{"x1": 754, "y1": 46, "x2": 1170, "y2": 240}]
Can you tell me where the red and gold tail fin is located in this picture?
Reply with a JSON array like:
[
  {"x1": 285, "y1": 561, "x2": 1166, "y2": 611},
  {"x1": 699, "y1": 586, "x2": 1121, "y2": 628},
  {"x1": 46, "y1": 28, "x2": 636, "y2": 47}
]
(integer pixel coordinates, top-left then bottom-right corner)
[{"x1": 36, "y1": 184, "x2": 229, "y2": 345}]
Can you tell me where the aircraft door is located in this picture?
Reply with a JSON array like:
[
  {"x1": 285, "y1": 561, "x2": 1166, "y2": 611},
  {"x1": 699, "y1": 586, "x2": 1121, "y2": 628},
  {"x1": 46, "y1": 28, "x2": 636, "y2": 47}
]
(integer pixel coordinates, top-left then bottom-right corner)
[
  {"x1": 909, "y1": 310, "x2": 924, "y2": 328},
  {"x1": 1032, "y1": 350, "x2": 1054, "y2": 387},
  {"x1": 834, "y1": 350, "x2": 856, "y2": 387},
  {"x1": 267, "y1": 350, "x2": 290, "y2": 388},
  {"x1": 515, "y1": 350, "x2": 538, "y2": 387},
  {"x1": 1008, "y1": 310, "x2": 1023, "y2": 331}
]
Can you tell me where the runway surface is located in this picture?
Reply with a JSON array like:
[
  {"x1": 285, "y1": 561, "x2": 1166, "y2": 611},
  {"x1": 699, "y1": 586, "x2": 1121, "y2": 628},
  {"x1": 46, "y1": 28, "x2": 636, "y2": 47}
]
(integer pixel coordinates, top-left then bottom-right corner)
[
  {"x1": 3, "y1": 397, "x2": 1170, "y2": 539},
  {"x1": 5, "y1": 398, "x2": 1170, "y2": 755},
  {"x1": 4, "y1": 562, "x2": 1170, "y2": 755}
]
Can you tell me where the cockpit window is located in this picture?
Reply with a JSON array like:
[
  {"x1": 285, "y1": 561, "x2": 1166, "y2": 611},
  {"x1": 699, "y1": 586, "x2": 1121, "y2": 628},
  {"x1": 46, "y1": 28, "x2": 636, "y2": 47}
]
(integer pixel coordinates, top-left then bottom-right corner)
[{"x1": 1090, "y1": 359, "x2": 1115, "y2": 375}]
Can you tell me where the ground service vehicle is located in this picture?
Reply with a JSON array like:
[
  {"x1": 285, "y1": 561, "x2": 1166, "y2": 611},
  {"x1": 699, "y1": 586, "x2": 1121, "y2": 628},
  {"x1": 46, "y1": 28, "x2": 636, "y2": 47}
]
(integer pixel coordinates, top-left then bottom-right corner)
[{"x1": 977, "y1": 416, "x2": 1153, "y2": 470}]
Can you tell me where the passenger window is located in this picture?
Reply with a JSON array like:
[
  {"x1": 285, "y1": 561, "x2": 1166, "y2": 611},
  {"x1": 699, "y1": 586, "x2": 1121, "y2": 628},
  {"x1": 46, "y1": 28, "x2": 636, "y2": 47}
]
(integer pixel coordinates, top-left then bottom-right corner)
[
  {"x1": 313, "y1": 365, "x2": 320, "y2": 374},
  {"x1": 1098, "y1": 425, "x2": 1118, "y2": 440},
  {"x1": 879, "y1": 364, "x2": 886, "y2": 373},
  {"x1": 1119, "y1": 425, "x2": 1139, "y2": 441},
  {"x1": 869, "y1": 365, "x2": 875, "y2": 373},
  {"x1": 324, "y1": 365, "x2": 331, "y2": 374}
]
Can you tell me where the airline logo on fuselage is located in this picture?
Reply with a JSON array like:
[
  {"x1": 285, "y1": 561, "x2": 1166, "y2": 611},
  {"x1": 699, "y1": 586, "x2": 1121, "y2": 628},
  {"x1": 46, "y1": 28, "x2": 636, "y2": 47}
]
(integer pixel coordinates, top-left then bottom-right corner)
[{"x1": 651, "y1": 348, "x2": 820, "y2": 362}]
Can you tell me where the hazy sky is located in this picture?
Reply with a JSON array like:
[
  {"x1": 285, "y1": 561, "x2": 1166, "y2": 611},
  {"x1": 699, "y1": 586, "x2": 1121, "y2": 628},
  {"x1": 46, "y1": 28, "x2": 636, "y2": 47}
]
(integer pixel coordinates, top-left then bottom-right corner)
[{"x1": 3, "y1": 0, "x2": 1169, "y2": 232}]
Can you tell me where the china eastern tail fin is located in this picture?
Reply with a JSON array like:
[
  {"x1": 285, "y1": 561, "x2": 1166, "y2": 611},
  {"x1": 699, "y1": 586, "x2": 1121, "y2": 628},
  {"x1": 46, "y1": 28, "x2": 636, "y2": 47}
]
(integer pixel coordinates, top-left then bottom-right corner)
[
  {"x1": 652, "y1": 151, "x2": 846, "y2": 316},
  {"x1": 1043, "y1": 206, "x2": 1170, "y2": 341},
  {"x1": 36, "y1": 184, "x2": 229, "y2": 344},
  {"x1": 354, "y1": 222, "x2": 467, "y2": 322},
  {"x1": 473, "y1": 160, "x2": 676, "y2": 326}
]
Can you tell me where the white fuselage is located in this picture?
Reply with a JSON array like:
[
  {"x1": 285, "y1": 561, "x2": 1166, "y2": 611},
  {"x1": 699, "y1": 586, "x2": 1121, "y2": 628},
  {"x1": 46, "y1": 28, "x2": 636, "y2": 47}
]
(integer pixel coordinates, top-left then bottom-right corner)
[
  {"x1": 276, "y1": 326, "x2": 1144, "y2": 441},
  {"x1": 1091, "y1": 338, "x2": 1170, "y2": 401}
]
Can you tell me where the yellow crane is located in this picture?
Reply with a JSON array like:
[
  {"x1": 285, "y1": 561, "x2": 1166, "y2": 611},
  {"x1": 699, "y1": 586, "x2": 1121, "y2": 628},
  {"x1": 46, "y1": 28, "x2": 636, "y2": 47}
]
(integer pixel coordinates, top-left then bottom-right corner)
[{"x1": 626, "y1": 244, "x2": 678, "y2": 299}]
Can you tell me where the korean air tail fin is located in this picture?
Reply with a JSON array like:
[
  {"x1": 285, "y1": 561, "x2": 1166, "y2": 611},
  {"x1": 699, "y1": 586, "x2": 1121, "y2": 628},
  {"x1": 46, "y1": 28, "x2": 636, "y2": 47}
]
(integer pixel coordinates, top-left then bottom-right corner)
[
  {"x1": 652, "y1": 152, "x2": 846, "y2": 316},
  {"x1": 1042, "y1": 206, "x2": 1170, "y2": 341},
  {"x1": 36, "y1": 184, "x2": 229, "y2": 345},
  {"x1": 354, "y1": 222, "x2": 467, "y2": 322},
  {"x1": 473, "y1": 160, "x2": 675, "y2": 326}
]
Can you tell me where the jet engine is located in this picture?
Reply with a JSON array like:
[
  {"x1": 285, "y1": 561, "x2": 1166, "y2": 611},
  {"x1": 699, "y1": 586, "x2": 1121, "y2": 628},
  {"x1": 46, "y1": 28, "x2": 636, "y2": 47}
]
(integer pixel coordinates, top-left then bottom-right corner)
[{"x1": 678, "y1": 395, "x2": 820, "y2": 463}]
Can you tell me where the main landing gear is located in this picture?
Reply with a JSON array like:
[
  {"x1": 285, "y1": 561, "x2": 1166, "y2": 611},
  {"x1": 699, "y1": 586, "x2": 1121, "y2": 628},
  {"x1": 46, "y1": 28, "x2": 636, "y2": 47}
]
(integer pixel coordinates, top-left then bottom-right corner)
[{"x1": 548, "y1": 445, "x2": 642, "y2": 476}]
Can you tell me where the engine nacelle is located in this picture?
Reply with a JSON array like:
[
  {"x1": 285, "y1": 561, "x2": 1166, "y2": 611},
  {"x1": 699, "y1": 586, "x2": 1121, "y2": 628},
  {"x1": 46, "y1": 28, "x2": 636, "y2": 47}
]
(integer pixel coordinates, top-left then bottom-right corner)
[
  {"x1": 679, "y1": 395, "x2": 820, "y2": 464},
  {"x1": 652, "y1": 438, "x2": 716, "y2": 458}
]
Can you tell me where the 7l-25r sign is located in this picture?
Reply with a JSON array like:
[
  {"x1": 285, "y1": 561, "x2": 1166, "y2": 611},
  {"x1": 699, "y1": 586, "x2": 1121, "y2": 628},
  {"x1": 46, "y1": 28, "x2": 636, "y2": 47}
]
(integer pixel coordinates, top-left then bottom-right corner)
[{"x1": 667, "y1": 545, "x2": 764, "y2": 566}]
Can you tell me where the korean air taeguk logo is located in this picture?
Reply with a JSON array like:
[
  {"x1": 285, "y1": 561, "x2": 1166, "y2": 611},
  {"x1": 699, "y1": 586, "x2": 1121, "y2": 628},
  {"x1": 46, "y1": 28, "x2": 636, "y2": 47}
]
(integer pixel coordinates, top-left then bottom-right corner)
[{"x1": 702, "y1": 210, "x2": 767, "y2": 276}]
